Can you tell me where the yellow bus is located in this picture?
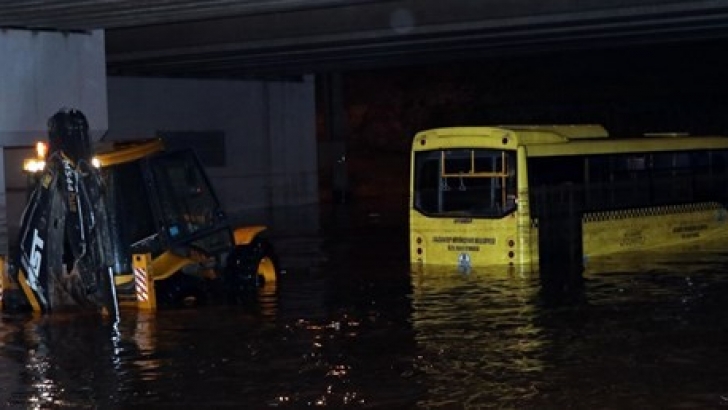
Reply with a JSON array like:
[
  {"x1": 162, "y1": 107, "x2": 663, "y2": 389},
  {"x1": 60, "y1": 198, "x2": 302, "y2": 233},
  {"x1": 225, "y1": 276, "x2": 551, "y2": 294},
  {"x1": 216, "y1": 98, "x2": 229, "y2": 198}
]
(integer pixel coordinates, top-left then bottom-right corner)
[{"x1": 409, "y1": 125, "x2": 728, "y2": 273}]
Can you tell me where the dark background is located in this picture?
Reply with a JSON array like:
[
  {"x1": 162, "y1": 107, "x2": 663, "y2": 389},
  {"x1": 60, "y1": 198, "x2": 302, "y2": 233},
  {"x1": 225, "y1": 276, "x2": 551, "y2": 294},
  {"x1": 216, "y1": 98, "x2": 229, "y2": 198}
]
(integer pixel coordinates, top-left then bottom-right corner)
[{"x1": 322, "y1": 38, "x2": 728, "y2": 202}]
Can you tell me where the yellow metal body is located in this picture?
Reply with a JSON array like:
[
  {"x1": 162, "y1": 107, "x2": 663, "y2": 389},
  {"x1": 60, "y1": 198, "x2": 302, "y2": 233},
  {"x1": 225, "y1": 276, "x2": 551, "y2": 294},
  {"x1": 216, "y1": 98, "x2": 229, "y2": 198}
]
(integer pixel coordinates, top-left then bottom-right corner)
[
  {"x1": 233, "y1": 226, "x2": 267, "y2": 246},
  {"x1": 95, "y1": 139, "x2": 165, "y2": 167},
  {"x1": 580, "y1": 203, "x2": 728, "y2": 272},
  {"x1": 114, "y1": 250, "x2": 200, "y2": 284},
  {"x1": 410, "y1": 125, "x2": 728, "y2": 273},
  {"x1": 257, "y1": 255, "x2": 277, "y2": 284},
  {"x1": 131, "y1": 253, "x2": 157, "y2": 310},
  {"x1": 410, "y1": 126, "x2": 535, "y2": 272},
  {"x1": 19, "y1": 139, "x2": 270, "y2": 311},
  {"x1": 233, "y1": 225, "x2": 277, "y2": 284}
]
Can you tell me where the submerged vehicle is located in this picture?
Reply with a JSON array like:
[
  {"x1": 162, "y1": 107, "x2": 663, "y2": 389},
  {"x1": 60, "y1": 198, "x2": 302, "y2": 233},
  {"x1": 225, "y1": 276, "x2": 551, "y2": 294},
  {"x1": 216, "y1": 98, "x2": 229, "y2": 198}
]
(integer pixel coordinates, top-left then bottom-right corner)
[
  {"x1": 410, "y1": 125, "x2": 728, "y2": 273},
  {"x1": 2, "y1": 108, "x2": 278, "y2": 316}
]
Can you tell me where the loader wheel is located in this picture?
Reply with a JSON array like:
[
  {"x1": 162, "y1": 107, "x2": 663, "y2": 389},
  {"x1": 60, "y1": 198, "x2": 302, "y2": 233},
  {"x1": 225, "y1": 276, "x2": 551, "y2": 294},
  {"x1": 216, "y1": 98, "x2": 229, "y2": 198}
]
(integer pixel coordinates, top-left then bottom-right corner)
[
  {"x1": 157, "y1": 273, "x2": 206, "y2": 308},
  {"x1": 225, "y1": 238, "x2": 279, "y2": 301}
]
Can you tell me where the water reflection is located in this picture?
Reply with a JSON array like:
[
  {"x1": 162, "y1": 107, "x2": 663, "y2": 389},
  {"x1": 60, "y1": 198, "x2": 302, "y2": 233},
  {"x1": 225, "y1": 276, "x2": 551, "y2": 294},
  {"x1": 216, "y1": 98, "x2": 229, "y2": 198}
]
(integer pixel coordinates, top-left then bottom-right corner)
[
  {"x1": 0, "y1": 312, "x2": 123, "y2": 409},
  {"x1": 410, "y1": 268, "x2": 546, "y2": 408},
  {"x1": 410, "y1": 254, "x2": 728, "y2": 409},
  {"x1": 2, "y1": 204, "x2": 728, "y2": 408}
]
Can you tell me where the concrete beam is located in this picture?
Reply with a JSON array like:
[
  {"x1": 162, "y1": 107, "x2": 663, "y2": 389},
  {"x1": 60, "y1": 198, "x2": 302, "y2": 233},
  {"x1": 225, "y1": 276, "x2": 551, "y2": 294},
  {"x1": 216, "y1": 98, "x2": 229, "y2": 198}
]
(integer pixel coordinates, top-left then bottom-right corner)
[{"x1": 106, "y1": 0, "x2": 728, "y2": 77}]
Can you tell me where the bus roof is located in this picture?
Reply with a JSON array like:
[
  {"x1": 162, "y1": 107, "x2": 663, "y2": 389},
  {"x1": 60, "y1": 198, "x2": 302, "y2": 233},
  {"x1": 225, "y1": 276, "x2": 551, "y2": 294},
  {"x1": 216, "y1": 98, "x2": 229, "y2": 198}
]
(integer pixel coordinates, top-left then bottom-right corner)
[
  {"x1": 527, "y1": 134, "x2": 728, "y2": 157},
  {"x1": 498, "y1": 124, "x2": 609, "y2": 140},
  {"x1": 413, "y1": 125, "x2": 728, "y2": 157}
]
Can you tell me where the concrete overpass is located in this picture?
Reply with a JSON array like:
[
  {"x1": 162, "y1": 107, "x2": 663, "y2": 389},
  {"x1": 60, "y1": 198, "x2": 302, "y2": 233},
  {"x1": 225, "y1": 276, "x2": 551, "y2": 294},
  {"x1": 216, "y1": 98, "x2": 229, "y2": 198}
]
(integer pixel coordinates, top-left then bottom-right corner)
[
  {"x1": 0, "y1": 0, "x2": 727, "y2": 252},
  {"x1": 0, "y1": 1, "x2": 727, "y2": 78}
]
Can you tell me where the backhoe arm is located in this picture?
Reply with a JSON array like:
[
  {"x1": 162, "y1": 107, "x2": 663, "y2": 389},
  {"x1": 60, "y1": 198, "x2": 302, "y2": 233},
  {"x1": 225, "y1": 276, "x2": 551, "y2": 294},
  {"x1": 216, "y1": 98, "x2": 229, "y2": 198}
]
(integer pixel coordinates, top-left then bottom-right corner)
[{"x1": 9, "y1": 109, "x2": 118, "y2": 318}]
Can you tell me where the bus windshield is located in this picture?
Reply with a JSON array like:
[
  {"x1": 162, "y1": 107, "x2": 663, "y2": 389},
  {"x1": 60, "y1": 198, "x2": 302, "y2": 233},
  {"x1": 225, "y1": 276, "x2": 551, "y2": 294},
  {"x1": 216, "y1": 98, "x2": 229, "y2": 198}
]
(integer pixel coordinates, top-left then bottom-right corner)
[{"x1": 413, "y1": 149, "x2": 517, "y2": 217}]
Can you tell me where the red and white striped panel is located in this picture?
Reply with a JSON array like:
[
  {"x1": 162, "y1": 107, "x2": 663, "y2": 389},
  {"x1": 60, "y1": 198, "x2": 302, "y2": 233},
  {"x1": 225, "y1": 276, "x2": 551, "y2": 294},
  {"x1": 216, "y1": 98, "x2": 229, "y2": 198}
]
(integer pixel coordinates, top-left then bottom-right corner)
[{"x1": 134, "y1": 267, "x2": 148, "y2": 302}]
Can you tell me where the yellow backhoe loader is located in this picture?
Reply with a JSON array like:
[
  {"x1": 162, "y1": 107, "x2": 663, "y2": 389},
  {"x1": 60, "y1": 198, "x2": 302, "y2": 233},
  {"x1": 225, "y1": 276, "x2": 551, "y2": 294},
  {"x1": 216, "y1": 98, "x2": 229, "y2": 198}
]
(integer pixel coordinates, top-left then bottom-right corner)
[{"x1": 1, "y1": 108, "x2": 279, "y2": 319}]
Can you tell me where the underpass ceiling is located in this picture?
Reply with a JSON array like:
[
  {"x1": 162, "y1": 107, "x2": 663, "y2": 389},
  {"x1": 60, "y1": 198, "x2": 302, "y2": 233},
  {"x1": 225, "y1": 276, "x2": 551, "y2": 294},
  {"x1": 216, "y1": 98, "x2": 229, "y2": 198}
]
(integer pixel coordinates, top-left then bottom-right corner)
[
  {"x1": 2, "y1": 0, "x2": 728, "y2": 78},
  {"x1": 0, "y1": 0, "x2": 370, "y2": 30}
]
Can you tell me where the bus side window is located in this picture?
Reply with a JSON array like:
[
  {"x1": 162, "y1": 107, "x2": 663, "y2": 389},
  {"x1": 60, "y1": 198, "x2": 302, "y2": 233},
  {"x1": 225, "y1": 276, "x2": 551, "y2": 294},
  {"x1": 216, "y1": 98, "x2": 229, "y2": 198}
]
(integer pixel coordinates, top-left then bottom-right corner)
[{"x1": 713, "y1": 150, "x2": 727, "y2": 174}]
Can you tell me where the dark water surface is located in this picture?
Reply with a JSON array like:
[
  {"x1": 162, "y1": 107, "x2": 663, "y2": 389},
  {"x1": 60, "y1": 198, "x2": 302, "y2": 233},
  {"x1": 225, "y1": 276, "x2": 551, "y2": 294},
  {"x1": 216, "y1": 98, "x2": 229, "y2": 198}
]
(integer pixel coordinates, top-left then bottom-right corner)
[{"x1": 3, "y1": 204, "x2": 728, "y2": 409}]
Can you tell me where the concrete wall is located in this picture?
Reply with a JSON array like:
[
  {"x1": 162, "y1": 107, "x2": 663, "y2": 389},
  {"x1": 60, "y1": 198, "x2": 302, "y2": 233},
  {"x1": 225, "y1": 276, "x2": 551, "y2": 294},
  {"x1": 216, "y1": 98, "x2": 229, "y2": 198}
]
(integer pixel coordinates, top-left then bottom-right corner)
[
  {"x1": 106, "y1": 75, "x2": 318, "y2": 216},
  {"x1": 0, "y1": 28, "x2": 108, "y2": 252},
  {"x1": 0, "y1": 29, "x2": 108, "y2": 143}
]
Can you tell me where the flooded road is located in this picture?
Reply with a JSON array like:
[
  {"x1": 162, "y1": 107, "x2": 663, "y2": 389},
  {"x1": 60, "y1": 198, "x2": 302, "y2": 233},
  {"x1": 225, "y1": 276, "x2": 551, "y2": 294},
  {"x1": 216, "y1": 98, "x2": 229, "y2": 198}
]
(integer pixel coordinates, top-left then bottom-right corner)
[{"x1": 3, "y1": 203, "x2": 728, "y2": 409}]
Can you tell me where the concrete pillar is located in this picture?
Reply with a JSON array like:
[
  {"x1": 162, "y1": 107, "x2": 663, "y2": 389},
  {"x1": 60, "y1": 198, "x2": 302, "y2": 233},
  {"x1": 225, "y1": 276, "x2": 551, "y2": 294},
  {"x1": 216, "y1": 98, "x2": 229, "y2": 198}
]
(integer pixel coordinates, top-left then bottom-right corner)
[
  {"x1": 320, "y1": 73, "x2": 349, "y2": 203},
  {"x1": 0, "y1": 29, "x2": 108, "y2": 143},
  {"x1": 0, "y1": 29, "x2": 108, "y2": 252},
  {"x1": 265, "y1": 77, "x2": 319, "y2": 208}
]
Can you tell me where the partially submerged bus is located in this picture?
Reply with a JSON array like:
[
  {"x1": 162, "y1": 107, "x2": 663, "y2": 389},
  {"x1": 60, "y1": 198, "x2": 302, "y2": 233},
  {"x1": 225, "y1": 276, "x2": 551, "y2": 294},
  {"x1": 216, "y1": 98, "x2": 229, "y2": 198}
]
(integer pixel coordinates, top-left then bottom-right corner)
[{"x1": 410, "y1": 125, "x2": 728, "y2": 272}]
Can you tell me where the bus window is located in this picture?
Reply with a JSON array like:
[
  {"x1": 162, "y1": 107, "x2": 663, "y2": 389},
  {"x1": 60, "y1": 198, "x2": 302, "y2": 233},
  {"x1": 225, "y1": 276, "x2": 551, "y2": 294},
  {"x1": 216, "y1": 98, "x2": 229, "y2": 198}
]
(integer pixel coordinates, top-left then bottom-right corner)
[
  {"x1": 529, "y1": 156, "x2": 585, "y2": 186},
  {"x1": 650, "y1": 151, "x2": 691, "y2": 205},
  {"x1": 414, "y1": 149, "x2": 517, "y2": 218}
]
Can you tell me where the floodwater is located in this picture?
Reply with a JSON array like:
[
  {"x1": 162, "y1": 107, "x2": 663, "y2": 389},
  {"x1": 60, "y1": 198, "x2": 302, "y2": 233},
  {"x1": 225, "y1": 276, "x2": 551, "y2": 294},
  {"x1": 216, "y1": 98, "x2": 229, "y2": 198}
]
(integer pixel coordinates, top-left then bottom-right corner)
[{"x1": 3, "y1": 203, "x2": 728, "y2": 409}]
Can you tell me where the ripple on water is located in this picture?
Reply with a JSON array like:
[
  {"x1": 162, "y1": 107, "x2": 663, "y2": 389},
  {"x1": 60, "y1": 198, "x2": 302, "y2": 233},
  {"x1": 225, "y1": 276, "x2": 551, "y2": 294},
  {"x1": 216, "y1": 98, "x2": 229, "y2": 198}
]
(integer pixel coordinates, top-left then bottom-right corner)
[{"x1": 2, "y1": 245, "x2": 728, "y2": 408}]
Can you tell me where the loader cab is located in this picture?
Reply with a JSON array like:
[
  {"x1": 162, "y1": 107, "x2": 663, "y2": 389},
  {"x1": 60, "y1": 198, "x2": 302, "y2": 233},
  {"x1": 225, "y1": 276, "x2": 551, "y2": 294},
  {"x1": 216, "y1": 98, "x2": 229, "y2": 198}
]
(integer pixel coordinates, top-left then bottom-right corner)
[{"x1": 100, "y1": 141, "x2": 235, "y2": 277}]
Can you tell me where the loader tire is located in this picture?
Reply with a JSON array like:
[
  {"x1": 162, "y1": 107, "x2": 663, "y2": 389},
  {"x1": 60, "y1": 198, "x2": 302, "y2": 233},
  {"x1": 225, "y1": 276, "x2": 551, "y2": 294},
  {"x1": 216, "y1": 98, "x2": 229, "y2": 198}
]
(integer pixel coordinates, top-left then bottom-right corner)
[{"x1": 225, "y1": 238, "x2": 279, "y2": 301}]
